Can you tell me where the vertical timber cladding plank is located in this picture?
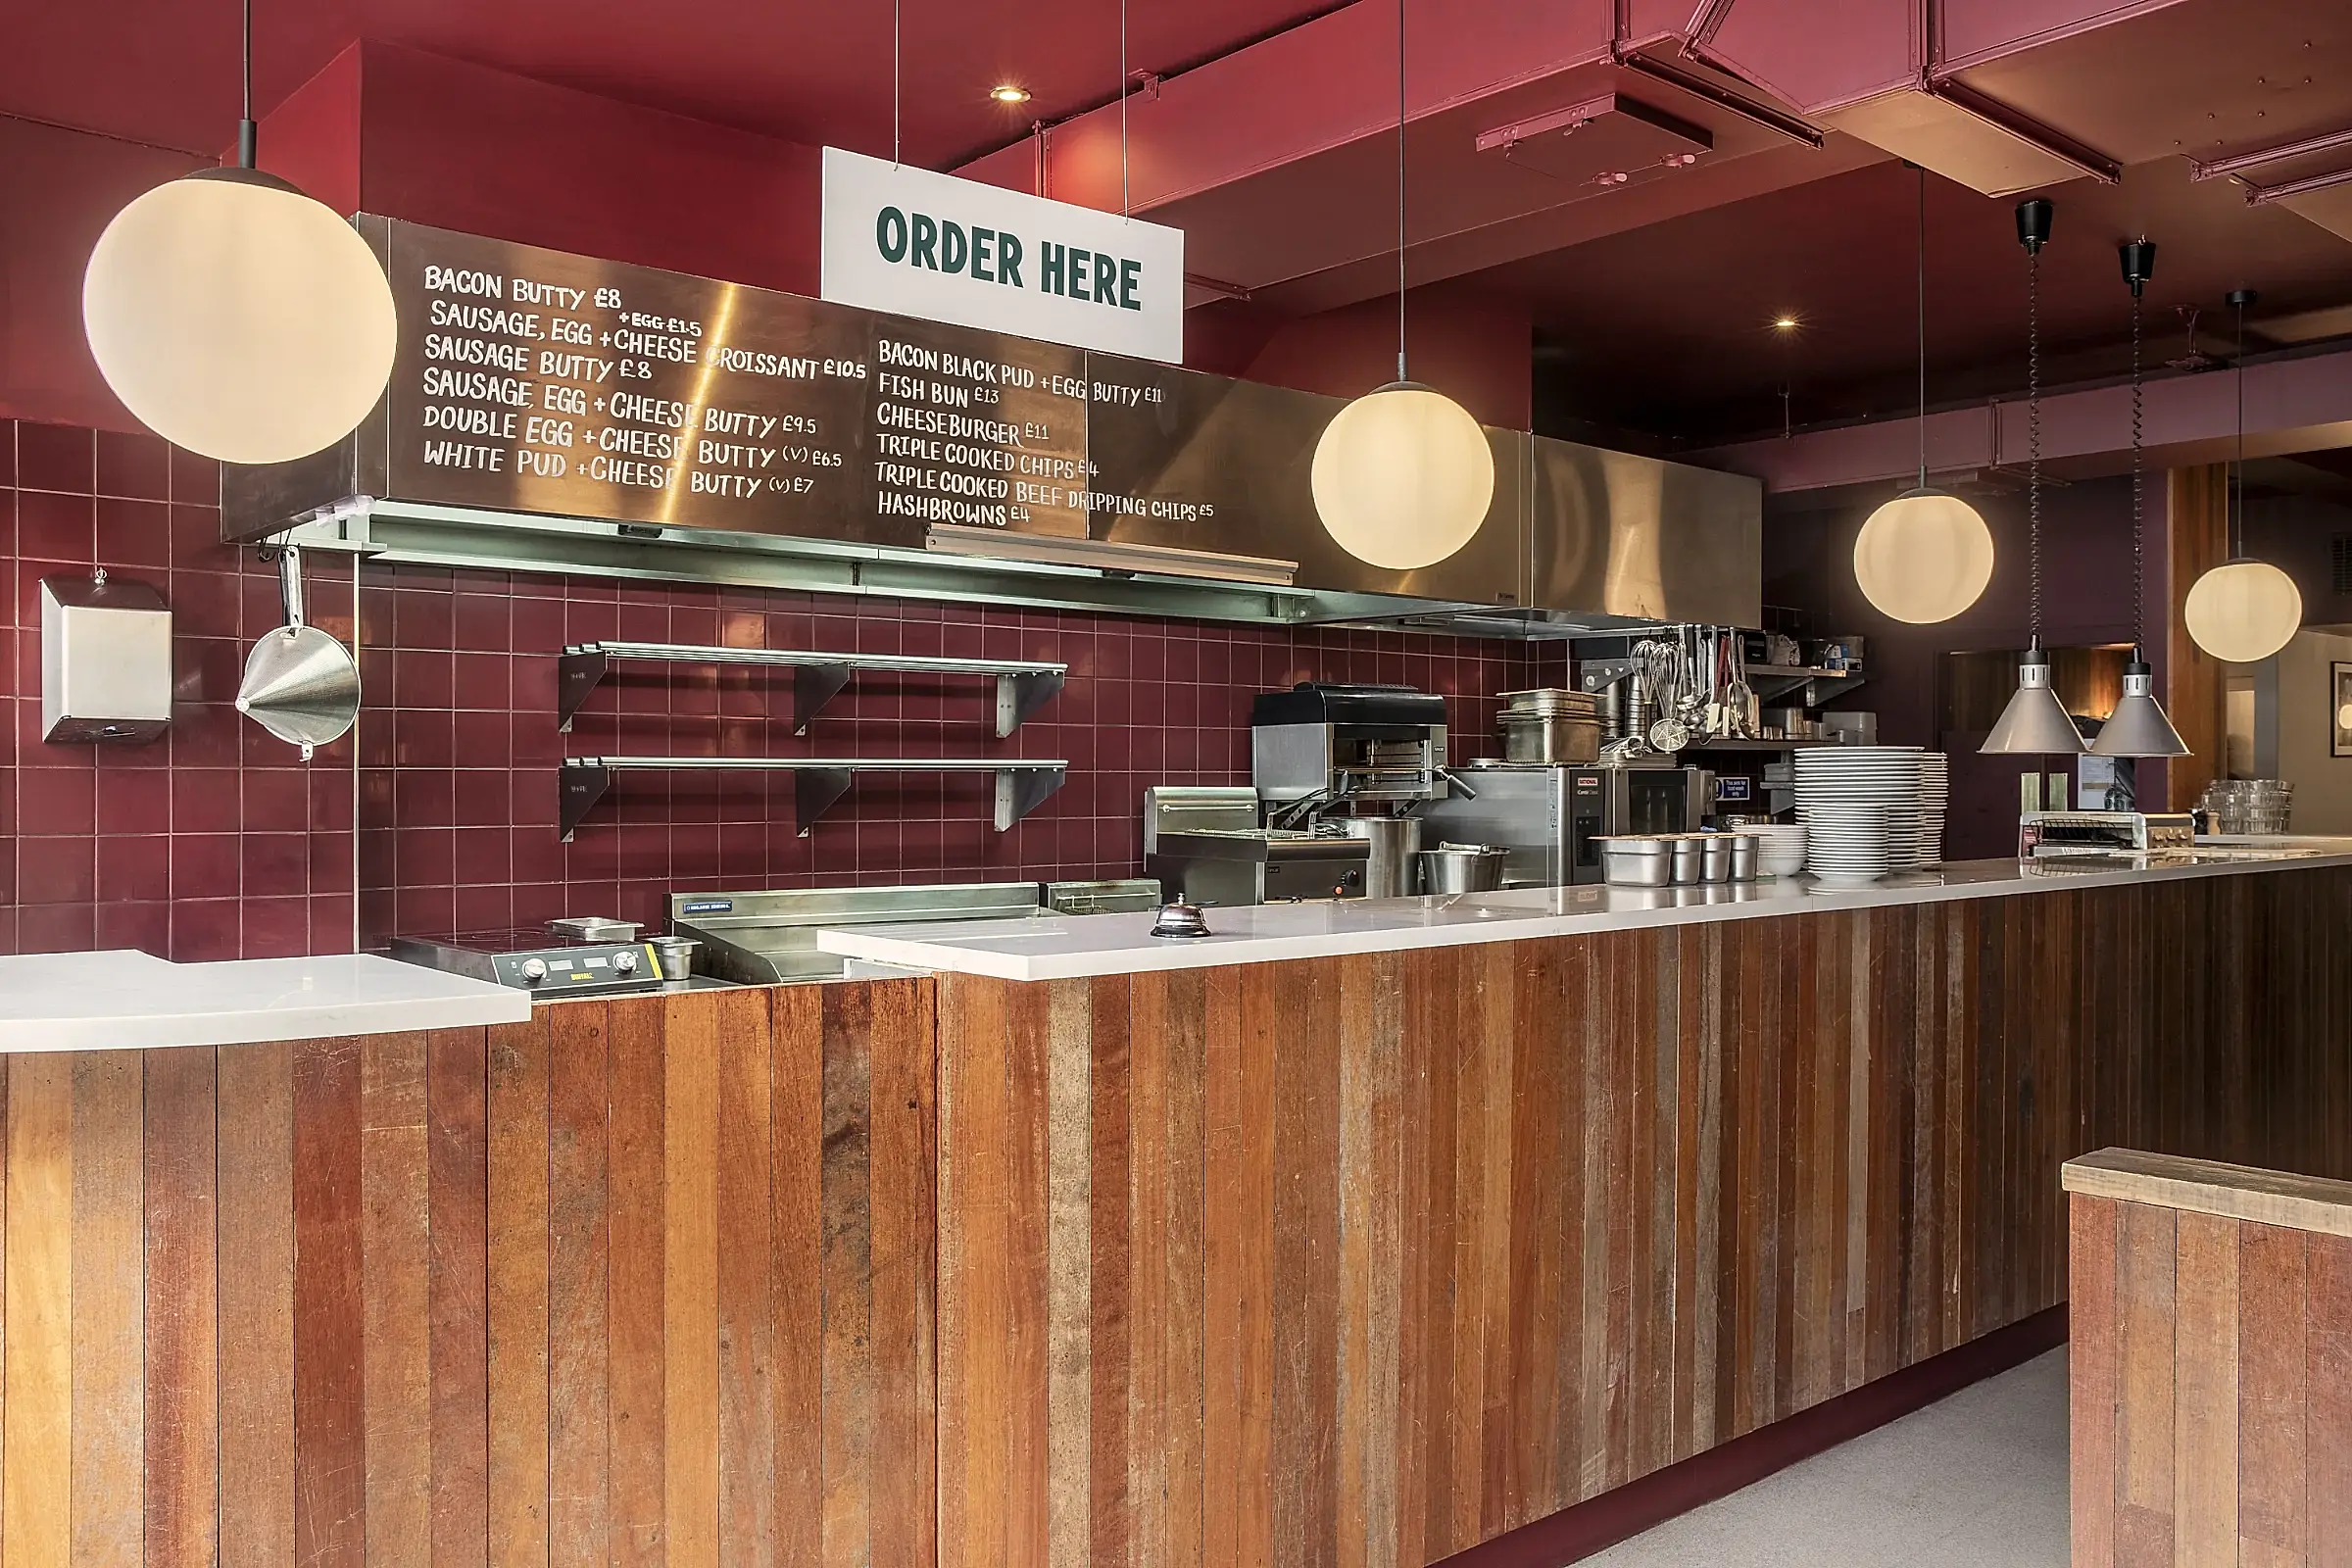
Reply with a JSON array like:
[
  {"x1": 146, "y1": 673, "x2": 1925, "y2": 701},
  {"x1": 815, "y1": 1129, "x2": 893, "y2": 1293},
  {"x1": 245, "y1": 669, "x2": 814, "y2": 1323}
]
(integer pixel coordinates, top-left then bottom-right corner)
[
  {"x1": 429, "y1": 1028, "x2": 493, "y2": 1568},
  {"x1": 71, "y1": 1052, "x2": 144, "y2": 1568},
  {"x1": 487, "y1": 1017, "x2": 552, "y2": 1568},
  {"x1": 1764, "y1": 915, "x2": 1797, "y2": 1430},
  {"x1": 1125, "y1": 969, "x2": 1169, "y2": 1568},
  {"x1": 218, "y1": 1042, "x2": 297, "y2": 1568},
  {"x1": 1042, "y1": 978, "x2": 1095, "y2": 1568},
  {"x1": 1786, "y1": 912, "x2": 1823, "y2": 1412},
  {"x1": 2173, "y1": 1210, "x2": 2241, "y2": 1563},
  {"x1": 819, "y1": 985, "x2": 878, "y2": 1568},
  {"x1": 1394, "y1": 948, "x2": 1434, "y2": 1563},
  {"x1": 715, "y1": 988, "x2": 775, "y2": 1568},
  {"x1": 2069, "y1": 1196, "x2": 2120, "y2": 1568},
  {"x1": 1690, "y1": 922, "x2": 1726, "y2": 1461},
  {"x1": 1234, "y1": 961, "x2": 1277, "y2": 1568},
  {"x1": 1161, "y1": 972, "x2": 1208, "y2": 1568},
  {"x1": 143, "y1": 1048, "x2": 220, "y2": 1568},
  {"x1": 1510, "y1": 938, "x2": 1569, "y2": 1519},
  {"x1": 1864, "y1": 908, "x2": 1904, "y2": 1386},
  {"x1": 1086, "y1": 975, "x2": 1136, "y2": 1568},
  {"x1": 2114, "y1": 1200, "x2": 2178, "y2": 1566},
  {"x1": 4, "y1": 1055, "x2": 72, "y2": 1568},
  {"x1": 869, "y1": 980, "x2": 940, "y2": 1568},
  {"x1": 607, "y1": 995, "x2": 669, "y2": 1568},
  {"x1": 1940, "y1": 902, "x2": 1973, "y2": 1353},
  {"x1": 2237, "y1": 1222, "x2": 2308, "y2": 1563},
  {"x1": 362, "y1": 1034, "x2": 431, "y2": 1568},
  {"x1": 1467, "y1": 940, "x2": 1524, "y2": 1542},
  {"x1": 1203, "y1": 965, "x2": 1244, "y2": 1568},
  {"x1": 1273, "y1": 957, "x2": 1344, "y2": 1566},
  {"x1": 941, "y1": 975, "x2": 1010, "y2": 1568},
  {"x1": 1628, "y1": 929, "x2": 1671, "y2": 1488},
  {"x1": 294, "y1": 1038, "x2": 368, "y2": 1568},
  {"x1": 547, "y1": 1002, "x2": 612, "y2": 1568},
  {"x1": 767, "y1": 986, "x2": 823, "y2": 1568},
  {"x1": 1415, "y1": 945, "x2": 1459, "y2": 1539},
  {"x1": 664, "y1": 991, "x2": 724, "y2": 1568},
  {"x1": 1335, "y1": 949, "x2": 1405, "y2": 1564},
  {"x1": 1667, "y1": 926, "x2": 1704, "y2": 1468},
  {"x1": 2308, "y1": 1232, "x2": 2352, "y2": 1565}
]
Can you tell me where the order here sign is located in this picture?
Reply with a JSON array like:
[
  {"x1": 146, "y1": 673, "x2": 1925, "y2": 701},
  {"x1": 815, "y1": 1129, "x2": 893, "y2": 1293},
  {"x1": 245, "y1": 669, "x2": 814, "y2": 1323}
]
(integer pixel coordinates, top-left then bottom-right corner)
[{"x1": 819, "y1": 146, "x2": 1185, "y2": 365}]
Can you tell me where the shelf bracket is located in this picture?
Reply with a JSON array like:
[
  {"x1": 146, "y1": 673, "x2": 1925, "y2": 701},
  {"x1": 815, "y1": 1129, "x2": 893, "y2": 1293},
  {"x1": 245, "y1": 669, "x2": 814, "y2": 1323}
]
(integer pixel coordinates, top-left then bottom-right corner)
[
  {"x1": 996, "y1": 765, "x2": 1067, "y2": 831},
  {"x1": 556, "y1": 649, "x2": 611, "y2": 732},
  {"x1": 996, "y1": 670, "x2": 1066, "y2": 738},
  {"x1": 558, "y1": 760, "x2": 612, "y2": 841},
  {"x1": 793, "y1": 664, "x2": 853, "y2": 735},
  {"x1": 793, "y1": 767, "x2": 856, "y2": 837}
]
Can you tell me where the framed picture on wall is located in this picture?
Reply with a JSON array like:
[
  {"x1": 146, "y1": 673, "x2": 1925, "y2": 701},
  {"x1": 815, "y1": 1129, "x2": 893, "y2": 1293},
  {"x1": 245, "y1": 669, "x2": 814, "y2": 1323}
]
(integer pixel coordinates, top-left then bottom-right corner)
[{"x1": 2334, "y1": 662, "x2": 2352, "y2": 759}]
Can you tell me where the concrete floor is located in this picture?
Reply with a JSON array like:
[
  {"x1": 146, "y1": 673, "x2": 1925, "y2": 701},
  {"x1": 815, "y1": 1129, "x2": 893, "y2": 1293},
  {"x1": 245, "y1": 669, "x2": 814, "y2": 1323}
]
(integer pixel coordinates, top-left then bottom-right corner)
[{"x1": 1584, "y1": 1348, "x2": 2071, "y2": 1567}]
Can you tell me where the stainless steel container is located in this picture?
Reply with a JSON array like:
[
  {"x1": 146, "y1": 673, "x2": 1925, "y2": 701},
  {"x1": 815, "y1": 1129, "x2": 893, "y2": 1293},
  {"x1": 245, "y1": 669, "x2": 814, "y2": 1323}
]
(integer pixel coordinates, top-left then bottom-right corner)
[
  {"x1": 1418, "y1": 842, "x2": 1509, "y2": 894},
  {"x1": 1670, "y1": 836, "x2": 1703, "y2": 885},
  {"x1": 1499, "y1": 711, "x2": 1603, "y2": 764},
  {"x1": 1594, "y1": 835, "x2": 1674, "y2": 887},
  {"x1": 651, "y1": 935, "x2": 699, "y2": 981},
  {"x1": 1728, "y1": 834, "x2": 1758, "y2": 882},
  {"x1": 1699, "y1": 835, "x2": 1734, "y2": 883},
  {"x1": 1343, "y1": 815, "x2": 1426, "y2": 898}
]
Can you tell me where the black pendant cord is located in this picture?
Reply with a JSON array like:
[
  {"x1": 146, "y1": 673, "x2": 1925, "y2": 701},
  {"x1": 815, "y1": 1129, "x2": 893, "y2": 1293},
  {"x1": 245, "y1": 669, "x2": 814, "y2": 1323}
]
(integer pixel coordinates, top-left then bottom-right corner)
[
  {"x1": 1119, "y1": 0, "x2": 1129, "y2": 219},
  {"x1": 2029, "y1": 245, "x2": 2042, "y2": 643},
  {"x1": 2131, "y1": 287, "x2": 2144, "y2": 654},
  {"x1": 1915, "y1": 166, "x2": 1927, "y2": 491},
  {"x1": 1395, "y1": 0, "x2": 1407, "y2": 383},
  {"x1": 235, "y1": 0, "x2": 257, "y2": 168},
  {"x1": 892, "y1": 0, "x2": 902, "y2": 167},
  {"x1": 2233, "y1": 291, "x2": 2248, "y2": 560}
]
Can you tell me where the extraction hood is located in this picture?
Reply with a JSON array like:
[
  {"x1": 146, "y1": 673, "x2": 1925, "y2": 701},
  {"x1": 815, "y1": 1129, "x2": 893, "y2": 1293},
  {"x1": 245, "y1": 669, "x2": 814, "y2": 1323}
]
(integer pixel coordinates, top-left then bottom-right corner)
[{"x1": 225, "y1": 217, "x2": 1760, "y2": 635}]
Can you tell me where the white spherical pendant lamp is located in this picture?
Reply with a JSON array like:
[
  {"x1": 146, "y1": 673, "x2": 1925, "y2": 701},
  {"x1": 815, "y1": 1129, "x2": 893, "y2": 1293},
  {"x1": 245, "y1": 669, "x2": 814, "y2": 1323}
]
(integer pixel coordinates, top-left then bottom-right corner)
[
  {"x1": 1858, "y1": 169, "x2": 1992, "y2": 626},
  {"x1": 84, "y1": 168, "x2": 396, "y2": 465},
  {"x1": 2184, "y1": 559, "x2": 2301, "y2": 664},
  {"x1": 2182, "y1": 290, "x2": 2301, "y2": 666},
  {"x1": 81, "y1": 0, "x2": 396, "y2": 466},
  {"x1": 1311, "y1": 382, "x2": 1494, "y2": 570},
  {"x1": 1310, "y1": 0, "x2": 1496, "y2": 572},
  {"x1": 1852, "y1": 487, "x2": 1994, "y2": 624}
]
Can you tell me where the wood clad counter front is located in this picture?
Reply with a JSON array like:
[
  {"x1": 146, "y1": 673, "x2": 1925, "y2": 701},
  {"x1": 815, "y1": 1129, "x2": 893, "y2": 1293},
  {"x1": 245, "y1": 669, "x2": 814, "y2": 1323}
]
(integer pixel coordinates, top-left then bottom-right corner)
[{"x1": 0, "y1": 864, "x2": 2344, "y2": 1566}]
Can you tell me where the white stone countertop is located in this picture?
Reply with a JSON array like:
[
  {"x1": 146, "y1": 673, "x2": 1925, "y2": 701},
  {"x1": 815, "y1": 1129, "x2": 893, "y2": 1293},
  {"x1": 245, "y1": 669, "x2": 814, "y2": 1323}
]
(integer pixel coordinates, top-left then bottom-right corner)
[
  {"x1": 815, "y1": 841, "x2": 2352, "y2": 983},
  {"x1": 0, "y1": 951, "x2": 531, "y2": 1053}
]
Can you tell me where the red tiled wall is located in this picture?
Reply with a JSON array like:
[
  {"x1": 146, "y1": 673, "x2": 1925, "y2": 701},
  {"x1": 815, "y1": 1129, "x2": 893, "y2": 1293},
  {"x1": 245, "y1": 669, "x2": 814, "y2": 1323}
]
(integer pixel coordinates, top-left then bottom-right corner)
[
  {"x1": 0, "y1": 420, "x2": 357, "y2": 959},
  {"x1": 356, "y1": 568, "x2": 1566, "y2": 942},
  {"x1": 2, "y1": 418, "x2": 1565, "y2": 958}
]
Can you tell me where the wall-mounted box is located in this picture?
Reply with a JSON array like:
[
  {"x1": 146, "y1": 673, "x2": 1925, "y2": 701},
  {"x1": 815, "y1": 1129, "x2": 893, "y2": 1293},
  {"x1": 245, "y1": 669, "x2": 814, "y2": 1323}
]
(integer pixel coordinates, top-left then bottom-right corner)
[{"x1": 41, "y1": 574, "x2": 172, "y2": 744}]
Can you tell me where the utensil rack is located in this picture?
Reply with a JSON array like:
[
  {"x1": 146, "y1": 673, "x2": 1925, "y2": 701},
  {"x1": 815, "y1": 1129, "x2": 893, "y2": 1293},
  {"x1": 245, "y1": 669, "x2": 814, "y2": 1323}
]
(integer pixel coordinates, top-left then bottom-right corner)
[
  {"x1": 558, "y1": 641, "x2": 1067, "y2": 737},
  {"x1": 559, "y1": 756, "x2": 1067, "y2": 841}
]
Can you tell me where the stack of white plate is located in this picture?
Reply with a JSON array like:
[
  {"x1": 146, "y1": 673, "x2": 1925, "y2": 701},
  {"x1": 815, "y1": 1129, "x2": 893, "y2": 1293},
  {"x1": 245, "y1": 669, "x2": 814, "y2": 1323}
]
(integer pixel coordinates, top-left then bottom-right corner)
[
  {"x1": 1918, "y1": 754, "x2": 1950, "y2": 864},
  {"x1": 1794, "y1": 747, "x2": 1926, "y2": 880},
  {"x1": 1748, "y1": 824, "x2": 1807, "y2": 878}
]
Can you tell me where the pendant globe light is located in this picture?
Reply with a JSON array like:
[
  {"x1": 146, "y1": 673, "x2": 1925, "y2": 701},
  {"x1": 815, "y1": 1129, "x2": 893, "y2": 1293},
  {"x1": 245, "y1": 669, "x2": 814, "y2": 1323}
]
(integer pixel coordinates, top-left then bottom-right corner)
[
  {"x1": 1308, "y1": 0, "x2": 1494, "y2": 570},
  {"x1": 2092, "y1": 239, "x2": 2189, "y2": 759},
  {"x1": 1854, "y1": 166, "x2": 1994, "y2": 624},
  {"x1": 1984, "y1": 197, "x2": 2086, "y2": 757},
  {"x1": 82, "y1": 0, "x2": 397, "y2": 466},
  {"x1": 2182, "y1": 289, "x2": 2302, "y2": 663}
]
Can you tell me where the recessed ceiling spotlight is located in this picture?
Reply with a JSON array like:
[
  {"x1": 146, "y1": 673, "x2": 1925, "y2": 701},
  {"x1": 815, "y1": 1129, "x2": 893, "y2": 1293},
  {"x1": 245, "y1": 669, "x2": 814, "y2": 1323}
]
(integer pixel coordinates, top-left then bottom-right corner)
[
  {"x1": 1773, "y1": 314, "x2": 1800, "y2": 330},
  {"x1": 991, "y1": 84, "x2": 1032, "y2": 104}
]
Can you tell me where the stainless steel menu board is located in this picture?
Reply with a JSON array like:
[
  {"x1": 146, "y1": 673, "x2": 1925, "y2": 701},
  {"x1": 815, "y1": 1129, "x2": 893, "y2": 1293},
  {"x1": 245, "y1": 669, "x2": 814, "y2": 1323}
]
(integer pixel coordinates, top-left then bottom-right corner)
[{"x1": 220, "y1": 218, "x2": 1548, "y2": 613}]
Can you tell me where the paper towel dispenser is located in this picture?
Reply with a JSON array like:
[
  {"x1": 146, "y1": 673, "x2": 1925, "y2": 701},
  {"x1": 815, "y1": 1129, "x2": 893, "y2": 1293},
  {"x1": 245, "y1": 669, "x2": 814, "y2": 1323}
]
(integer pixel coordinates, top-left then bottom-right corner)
[{"x1": 41, "y1": 573, "x2": 172, "y2": 744}]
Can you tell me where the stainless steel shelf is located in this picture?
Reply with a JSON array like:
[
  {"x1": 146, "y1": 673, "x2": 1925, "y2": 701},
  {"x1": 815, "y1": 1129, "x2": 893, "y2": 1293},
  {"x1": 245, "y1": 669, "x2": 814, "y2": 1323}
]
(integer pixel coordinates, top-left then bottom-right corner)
[
  {"x1": 559, "y1": 755, "x2": 1067, "y2": 841},
  {"x1": 1683, "y1": 737, "x2": 1845, "y2": 753},
  {"x1": 1740, "y1": 663, "x2": 1868, "y2": 703},
  {"x1": 558, "y1": 641, "x2": 1067, "y2": 736}
]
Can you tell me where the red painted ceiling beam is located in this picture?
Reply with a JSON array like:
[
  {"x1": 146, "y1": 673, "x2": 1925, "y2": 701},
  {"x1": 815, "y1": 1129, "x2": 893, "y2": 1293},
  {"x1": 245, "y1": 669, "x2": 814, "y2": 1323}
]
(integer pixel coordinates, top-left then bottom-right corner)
[{"x1": 1697, "y1": 344, "x2": 2352, "y2": 495}]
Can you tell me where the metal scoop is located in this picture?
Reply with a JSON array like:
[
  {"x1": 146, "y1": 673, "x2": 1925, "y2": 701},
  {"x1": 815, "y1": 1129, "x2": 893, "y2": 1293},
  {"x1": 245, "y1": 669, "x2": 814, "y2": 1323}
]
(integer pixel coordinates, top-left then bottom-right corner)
[{"x1": 236, "y1": 542, "x2": 359, "y2": 760}]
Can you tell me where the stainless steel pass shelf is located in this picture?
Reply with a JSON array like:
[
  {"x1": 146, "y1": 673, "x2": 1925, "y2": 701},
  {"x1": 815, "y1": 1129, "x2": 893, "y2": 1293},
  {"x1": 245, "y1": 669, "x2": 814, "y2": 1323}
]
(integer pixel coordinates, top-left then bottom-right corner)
[
  {"x1": 558, "y1": 641, "x2": 1066, "y2": 736},
  {"x1": 1740, "y1": 663, "x2": 1867, "y2": 703},
  {"x1": 559, "y1": 755, "x2": 1067, "y2": 841}
]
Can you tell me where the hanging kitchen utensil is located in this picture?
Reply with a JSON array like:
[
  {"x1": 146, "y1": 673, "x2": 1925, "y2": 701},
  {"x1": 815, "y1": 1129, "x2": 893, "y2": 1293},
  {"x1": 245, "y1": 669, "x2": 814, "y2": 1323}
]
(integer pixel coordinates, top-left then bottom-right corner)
[{"x1": 236, "y1": 541, "x2": 359, "y2": 760}]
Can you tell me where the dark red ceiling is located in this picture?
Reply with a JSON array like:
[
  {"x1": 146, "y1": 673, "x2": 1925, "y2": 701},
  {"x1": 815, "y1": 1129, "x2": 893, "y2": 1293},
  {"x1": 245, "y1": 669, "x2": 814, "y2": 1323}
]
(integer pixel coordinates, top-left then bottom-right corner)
[
  {"x1": 0, "y1": 0, "x2": 1338, "y2": 167},
  {"x1": 1507, "y1": 151, "x2": 2352, "y2": 443}
]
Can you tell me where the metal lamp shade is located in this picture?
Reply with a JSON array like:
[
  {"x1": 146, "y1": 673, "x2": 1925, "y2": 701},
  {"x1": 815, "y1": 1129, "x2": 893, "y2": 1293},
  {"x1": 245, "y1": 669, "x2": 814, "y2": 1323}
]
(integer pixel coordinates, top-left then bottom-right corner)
[
  {"x1": 2089, "y1": 663, "x2": 2188, "y2": 758},
  {"x1": 1982, "y1": 649, "x2": 2085, "y2": 755}
]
